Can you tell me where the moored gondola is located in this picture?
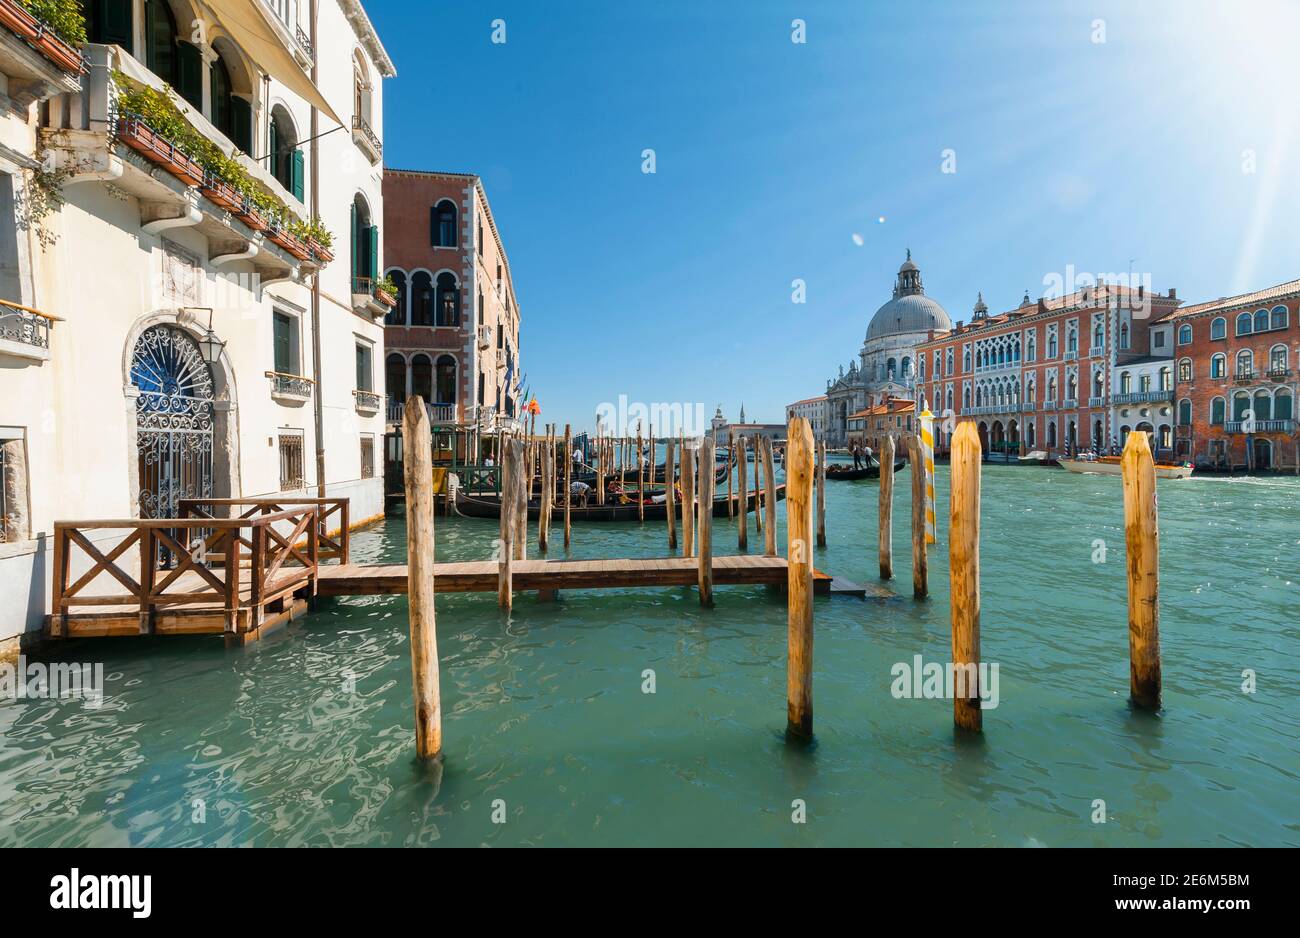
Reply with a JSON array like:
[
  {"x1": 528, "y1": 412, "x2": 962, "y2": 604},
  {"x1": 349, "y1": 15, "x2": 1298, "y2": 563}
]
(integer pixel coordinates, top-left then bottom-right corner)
[
  {"x1": 824, "y1": 456, "x2": 908, "y2": 480},
  {"x1": 453, "y1": 483, "x2": 786, "y2": 522}
]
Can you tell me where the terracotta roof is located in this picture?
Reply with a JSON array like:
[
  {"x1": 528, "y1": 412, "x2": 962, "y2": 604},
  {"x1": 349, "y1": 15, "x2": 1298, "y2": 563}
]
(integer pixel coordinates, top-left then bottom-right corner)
[
  {"x1": 848, "y1": 398, "x2": 915, "y2": 420},
  {"x1": 1166, "y1": 279, "x2": 1300, "y2": 319},
  {"x1": 786, "y1": 395, "x2": 828, "y2": 407}
]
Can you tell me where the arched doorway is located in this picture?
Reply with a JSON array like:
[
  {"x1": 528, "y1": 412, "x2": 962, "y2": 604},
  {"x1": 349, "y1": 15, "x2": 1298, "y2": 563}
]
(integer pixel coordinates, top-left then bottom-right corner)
[
  {"x1": 990, "y1": 420, "x2": 1005, "y2": 450},
  {"x1": 977, "y1": 421, "x2": 989, "y2": 452},
  {"x1": 1093, "y1": 419, "x2": 1104, "y2": 452},
  {"x1": 1008, "y1": 420, "x2": 1020, "y2": 453},
  {"x1": 130, "y1": 325, "x2": 215, "y2": 521},
  {"x1": 1253, "y1": 438, "x2": 1272, "y2": 470}
]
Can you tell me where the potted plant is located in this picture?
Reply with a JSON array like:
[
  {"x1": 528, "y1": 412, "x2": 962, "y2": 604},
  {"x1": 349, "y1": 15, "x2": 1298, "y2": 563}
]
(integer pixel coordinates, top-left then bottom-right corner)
[
  {"x1": 0, "y1": 0, "x2": 42, "y2": 42},
  {"x1": 375, "y1": 274, "x2": 398, "y2": 308},
  {"x1": 299, "y1": 217, "x2": 334, "y2": 264},
  {"x1": 201, "y1": 171, "x2": 243, "y2": 213}
]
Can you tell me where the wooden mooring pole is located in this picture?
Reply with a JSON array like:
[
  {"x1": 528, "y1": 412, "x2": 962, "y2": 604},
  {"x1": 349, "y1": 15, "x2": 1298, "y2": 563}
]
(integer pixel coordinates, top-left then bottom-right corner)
[
  {"x1": 737, "y1": 435, "x2": 748, "y2": 550},
  {"x1": 539, "y1": 429, "x2": 552, "y2": 554},
  {"x1": 815, "y1": 439, "x2": 826, "y2": 548},
  {"x1": 682, "y1": 442, "x2": 696, "y2": 557},
  {"x1": 403, "y1": 397, "x2": 442, "y2": 760},
  {"x1": 498, "y1": 437, "x2": 520, "y2": 609},
  {"x1": 563, "y1": 424, "x2": 572, "y2": 549},
  {"x1": 752, "y1": 435, "x2": 763, "y2": 536},
  {"x1": 785, "y1": 417, "x2": 814, "y2": 741},
  {"x1": 878, "y1": 434, "x2": 895, "y2": 579},
  {"x1": 727, "y1": 429, "x2": 735, "y2": 518},
  {"x1": 665, "y1": 437, "x2": 677, "y2": 551},
  {"x1": 908, "y1": 434, "x2": 928, "y2": 599},
  {"x1": 697, "y1": 437, "x2": 714, "y2": 606},
  {"x1": 949, "y1": 422, "x2": 982, "y2": 732},
  {"x1": 637, "y1": 429, "x2": 645, "y2": 523},
  {"x1": 762, "y1": 436, "x2": 777, "y2": 556},
  {"x1": 1122, "y1": 431, "x2": 1162, "y2": 710}
]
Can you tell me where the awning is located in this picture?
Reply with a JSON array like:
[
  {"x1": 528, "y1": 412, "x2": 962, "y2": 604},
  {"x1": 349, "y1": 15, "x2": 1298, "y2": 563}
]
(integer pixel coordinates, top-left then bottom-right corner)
[{"x1": 202, "y1": 0, "x2": 341, "y2": 124}]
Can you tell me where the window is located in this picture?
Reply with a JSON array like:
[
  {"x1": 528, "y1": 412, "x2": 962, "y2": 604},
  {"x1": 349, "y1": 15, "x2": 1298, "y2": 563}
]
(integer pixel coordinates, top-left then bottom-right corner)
[
  {"x1": 144, "y1": 0, "x2": 179, "y2": 86},
  {"x1": 1119, "y1": 371, "x2": 1132, "y2": 394},
  {"x1": 1152, "y1": 331, "x2": 1165, "y2": 349},
  {"x1": 1236, "y1": 350, "x2": 1253, "y2": 378},
  {"x1": 1235, "y1": 312, "x2": 1252, "y2": 336},
  {"x1": 356, "y1": 343, "x2": 373, "y2": 392},
  {"x1": 436, "y1": 273, "x2": 460, "y2": 326},
  {"x1": 1271, "y1": 306, "x2": 1288, "y2": 330},
  {"x1": 351, "y1": 195, "x2": 377, "y2": 288},
  {"x1": 1067, "y1": 327, "x2": 1078, "y2": 353},
  {"x1": 1048, "y1": 333, "x2": 1058, "y2": 358},
  {"x1": 353, "y1": 50, "x2": 373, "y2": 125},
  {"x1": 411, "y1": 354, "x2": 433, "y2": 402},
  {"x1": 1253, "y1": 390, "x2": 1272, "y2": 421},
  {"x1": 1093, "y1": 323, "x2": 1104, "y2": 347},
  {"x1": 273, "y1": 311, "x2": 299, "y2": 374},
  {"x1": 279, "y1": 432, "x2": 305, "y2": 490},
  {"x1": 478, "y1": 222, "x2": 484, "y2": 256},
  {"x1": 270, "y1": 107, "x2": 302, "y2": 198},
  {"x1": 963, "y1": 348, "x2": 971, "y2": 372},
  {"x1": 435, "y1": 355, "x2": 457, "y2": 404},
  {"x1": 1158, "y1": 367, "x2": 1172, "y2": 391},
  {"x1": 1276, "y1": 389, "x2": 1293, "y2": 421},
  {"x1": 1270, "y1": 345, "x2": 1288, "y2": 376},
  {"x1": 411, "y1": 271, "x2": 434, "y2": 326},
  {"x1": 385, "y1": 270, "x2": 408, "y2": 326},
  {"x1": 1232, "y1": 392, "x2": 1250, "y2": 421},
  {"x1": 1178, "y1": 359, "x2": 1192, "y2": 382},
  {"x1": 1177, "y1": 399, "x2": 1191, "y2": 426},
  {"x1": 360, "y1": 435, "x2": 375, "y2": 479},
  {"x1": 1210, "y1": 317, "x2": 1227, "y2": 340},
  {"x1": 1210, "y1": 353, "x2": 1226, "y2": 378},
  {"x1": 1118, "y1": 323, "x2": 1129, "y2": 349},
  {"x1": 1253, "y1": 309, "x2": 1269, "y2": 333},
  {"x1": 1138, "y1": 374, "x2": 1152, "y2": 393},
  {"x1": 88, "y1": 0, "x2": 133, "y2": 48},
  {"x1": 432, "y1": 200, "x2": 457, "y2": 247},
  {"x1": 1210, "y1": 397, "x2": 1225, "y2": 425},
  {"x1": 1047, "y1": 376, "x2": 1057, "y2": 401},
  {"x1": 386, "y1": 353, "x2": 406, "y2": 402}
]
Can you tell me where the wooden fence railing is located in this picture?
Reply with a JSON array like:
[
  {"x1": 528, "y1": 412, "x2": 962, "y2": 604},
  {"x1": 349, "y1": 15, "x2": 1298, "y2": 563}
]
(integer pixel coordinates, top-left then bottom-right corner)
[
  {"x1": 178, "y1": 497, "x2": 350, "y2": 563},
  {"x1": 50, "y1": 506, "x2": 321, "y2": 637}
]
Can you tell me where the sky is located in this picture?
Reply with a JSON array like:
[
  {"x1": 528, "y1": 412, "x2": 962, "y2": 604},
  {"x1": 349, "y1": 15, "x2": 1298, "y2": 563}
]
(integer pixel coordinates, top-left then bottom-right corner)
[{"x1": 368, "y1": 0, "x2": 1300, "y2": 430}]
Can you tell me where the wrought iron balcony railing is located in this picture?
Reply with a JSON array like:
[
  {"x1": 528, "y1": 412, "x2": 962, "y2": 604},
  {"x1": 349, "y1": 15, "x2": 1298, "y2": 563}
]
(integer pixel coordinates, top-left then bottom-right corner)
[
  {"x1": 0, "y1": 300, "x2": 58, "y2": 359},
  {"x1": 267, "y1": 371, "x2": 313, "y2": 402},
  {"x1": 1088, "y1": 396, "x2": 1107, "y2": 408},
  {"x1": 352, "y1": 114, "x2": 382, "y2": 163},
  {"x1": 353, "y1": 389, "x2": 382, "y2": 414},
  {"x1": 296, "y1": 24, "x2": 314, "y2": 59},
  {"x1": 1225, "y1": 419, "x2": 1295, "y2": 434},
  {"x1": 1089, "y1": 346, "x2": 1105, "y2": 358},
  {"x1": 1062, "y1": 398, "x2": 1079, "y2": 409},
  {"x1": 1111, "y1": 390, "x2": 1173, "y2": 405}
]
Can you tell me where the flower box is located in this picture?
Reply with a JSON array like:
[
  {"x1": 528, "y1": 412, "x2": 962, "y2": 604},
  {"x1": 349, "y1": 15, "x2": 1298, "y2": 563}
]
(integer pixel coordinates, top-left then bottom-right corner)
[
  {"x1": 0, "y1": 0, "x2": 41, "y2": 42},
  {"x1": 34, "y1": 29, "x2": 86, "y2": 73},
  {"x1": 375, "y1": 288, "x2": 397, "y2": 308},
  {"x1": 308, "y1": 239, "x2": 334, "y2": 264},
  {"x1": 237, "y1": 200, "x2": 270, "y2": 232},
  {"x1": 116, "y1": 117, "x2": 205, "y2": 187},
  {"x1": 201, "y1": 174, "x2": 244, "y2": 213},
  {"x1": 268, "y1": 227, "x2": 312, "y2": 261}
]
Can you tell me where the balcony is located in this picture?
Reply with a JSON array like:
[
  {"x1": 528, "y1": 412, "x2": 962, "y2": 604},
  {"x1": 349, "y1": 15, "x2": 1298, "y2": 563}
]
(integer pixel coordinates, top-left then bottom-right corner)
[
  {"x1": 41, "y1": 45, "x2": 315, "y2": 285},
  {"x1": 354, "y1": 389, "x2": 382, "y2": 416},
  {"x1": 386, "y1": 397, "x2": 457, "y2": 427},
  {"x1": 1266, "y1": 368, "x2": 1291, "y2": 382},
  {"x1": 1064, "y1": 350, "x2": 1079, "y2": 361},
  {"x1": 267, "y1": 371, "x2": 313, "y2": 406},
  {"x1": 352, "y1": 114, "x2": 382, "y2": 164},
  {"x1": 1233, "y1": 371, "x2": 1257, "y2": 385},
  {"x1": 0, "y1": 0, "x2": 85, "y2": 103},
  {"x1": 1225, "y1": 419, "x2": 1295, "y2": 434},
  {"x1": 1111, "y1": 390, "x2": 1173, "y2": 405},
  {"x1": 1043, "y1": 400, "x2": 1058, "y2": 410},
  {"x1": 1088, "y1": 396, "x2": 1107, "y2": 408},
  {"x1": 1089, "y1": 346, "x2": 1105, "y2": 358},
  {"x1": 0, "y1": 300, "x2": 59, "y2": 362},
  {"x1": 351, "y1": 277, "x2": 391, "y2": 318},
  {"x1": 1062, "y1": 398, "x2": 1079, "y2": 409}
]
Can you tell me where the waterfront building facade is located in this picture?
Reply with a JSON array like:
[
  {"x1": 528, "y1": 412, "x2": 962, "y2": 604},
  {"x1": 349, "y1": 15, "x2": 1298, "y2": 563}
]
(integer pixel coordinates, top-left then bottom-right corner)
[
  {"x1": 0, "y1": 0, "x2": 393, "y2": 651},
  {"x1": 846, "y1": 398, "x2": 914, "y2": 451},
  {"x1": 1167, "y1": 280, "x2": 1300, "y2": 471},
  {"x1": 822, "y1": 252, "x2": 951, "y2": 446},
  {"x1": 785, "y1": 395, "x2": 828, "y2": 441},
  {"x1": 381, "y1": 169, "x2": 522, "y2": 434},
  {"x1": 916, "y1": 284, "x2": 1181, "y2": 457}
]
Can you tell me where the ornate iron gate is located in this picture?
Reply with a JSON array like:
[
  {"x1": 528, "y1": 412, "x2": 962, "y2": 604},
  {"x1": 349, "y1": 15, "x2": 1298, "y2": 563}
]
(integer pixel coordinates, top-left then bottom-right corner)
[{"x1": 131, "y1": 326, "x2": 215, "y2": 558}]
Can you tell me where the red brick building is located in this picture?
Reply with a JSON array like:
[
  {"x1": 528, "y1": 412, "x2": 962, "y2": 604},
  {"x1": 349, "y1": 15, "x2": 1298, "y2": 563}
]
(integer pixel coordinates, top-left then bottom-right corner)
[
  {"x1": 846, "y1": 398, "x2": 915, "y2": 451},
  {"x1": 381, "y1": 170, "x2": 522, "y2": 430},
  {"x1": 1167, "y1": 280, "x2": 1300, "y2": 471},
  {"x1": 916, "y1": 284, "x2": 1181, "y2": 457}
]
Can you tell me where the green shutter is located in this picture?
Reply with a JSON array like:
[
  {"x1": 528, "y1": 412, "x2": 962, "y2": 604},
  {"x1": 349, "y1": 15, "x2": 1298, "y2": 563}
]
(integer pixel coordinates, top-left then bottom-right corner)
[
  {"x1": 176, "y1": 43, "x2": 203, "y2": 109},
  {"x1": 96, "y1": 0, "x2": 134, "y2": 49},
  {"x1": 350, "y1": 202, "x2": 359, "y2": 285},
  {"x1": 291, "y1": 149, "x2": 305, "y2": 202},
  {"x1": 430, "y1": 206, "x2": 437, "y2": 246},
  {"x1": 229, "y1": 96, "x2": 253, "y2": 155},
  {"x1": 368, "y1": 226, "x2": 379, "y2": 282},
  {"x1": 268, "y1": 117, "x2": 278, "y2": 177}
]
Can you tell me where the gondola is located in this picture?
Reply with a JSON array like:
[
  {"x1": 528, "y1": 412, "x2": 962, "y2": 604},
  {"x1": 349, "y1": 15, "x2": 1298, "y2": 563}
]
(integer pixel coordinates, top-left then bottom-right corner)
[
  {"x1": 568, "y1": 462, "x2": 730, "y2": 486},
  {"x1": 452, "y1": 483, "x2": 786, "y2": 522},
  {"x1": 824, "y1": 456, "x2": 908, "y2": 481}
]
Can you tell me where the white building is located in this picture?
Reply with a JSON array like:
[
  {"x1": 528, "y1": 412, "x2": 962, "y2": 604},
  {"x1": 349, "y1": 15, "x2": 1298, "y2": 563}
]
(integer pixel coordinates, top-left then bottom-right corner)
[
  {"x1": 0, "y1": 0, "x2": 394, "y2": 654},
  {"x1": 785, "y1": 395, "x2": 828, "y2": 440},
  {"x1": 1109, "y1": 319, "x2": 1176, "y2": 455}
]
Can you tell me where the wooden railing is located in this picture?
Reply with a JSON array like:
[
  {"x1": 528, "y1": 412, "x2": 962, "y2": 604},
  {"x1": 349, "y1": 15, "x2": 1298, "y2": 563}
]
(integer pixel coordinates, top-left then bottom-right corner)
[
  {"x1": 50, "y1": 506, "x2": 321, "y2": 636},
  {"x1": 178, "y1": 497, "x2": 350, "y2": 563}
]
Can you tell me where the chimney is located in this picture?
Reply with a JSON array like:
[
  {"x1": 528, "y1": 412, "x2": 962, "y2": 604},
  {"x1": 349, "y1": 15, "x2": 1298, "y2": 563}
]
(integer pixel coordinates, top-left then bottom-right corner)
[
  {"x1": 1138, "y1": 284, "x2": 1145, "y2": 300},
  {"x1": 955, "y1": 320, "x2": 964, "y2": 332},
  {"x1": 1169, "y1": 288, "x2": 1176, "y2": 299},
  {"x1": 1037, "y1": 298, "x2": 1047, "y2": 314}
]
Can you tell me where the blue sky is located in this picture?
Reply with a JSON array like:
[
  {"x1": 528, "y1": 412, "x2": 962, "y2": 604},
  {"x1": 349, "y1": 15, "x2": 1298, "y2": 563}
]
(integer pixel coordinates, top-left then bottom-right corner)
[{"x1": 370, "y1": 0, "x2": 1300, "y2": 430}]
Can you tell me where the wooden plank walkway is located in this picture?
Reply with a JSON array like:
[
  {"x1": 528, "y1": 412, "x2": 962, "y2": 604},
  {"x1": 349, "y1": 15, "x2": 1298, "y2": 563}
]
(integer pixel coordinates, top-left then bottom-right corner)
[{"x1": 320, "y1": 555, "x2": 826, "y2": 595}]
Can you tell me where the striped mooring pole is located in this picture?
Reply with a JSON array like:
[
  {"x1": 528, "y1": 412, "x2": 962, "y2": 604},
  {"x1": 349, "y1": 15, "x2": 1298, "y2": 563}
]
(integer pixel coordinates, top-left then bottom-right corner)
[{"x1": 920, "y1": 407, "x2": 937, "y2": 545}]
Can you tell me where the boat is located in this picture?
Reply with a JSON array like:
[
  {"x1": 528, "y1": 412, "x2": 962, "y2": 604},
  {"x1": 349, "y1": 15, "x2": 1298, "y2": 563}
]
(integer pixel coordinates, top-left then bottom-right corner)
[
  {"x1": 569, "y1": 462, "x2": 729, "y2": 486},
  {"x1": 824, "y1": 456, "x2": 908, "y2": 480},
  {"x1": 452, "y1": 483, "x2": 786, "y2": 522},
  {"x1": 1017, "y1": 450, "x2": 1053, "y2": 467},
  {"x1": 1059, "y1": 454, "x2": 1194, "y2": 480}
]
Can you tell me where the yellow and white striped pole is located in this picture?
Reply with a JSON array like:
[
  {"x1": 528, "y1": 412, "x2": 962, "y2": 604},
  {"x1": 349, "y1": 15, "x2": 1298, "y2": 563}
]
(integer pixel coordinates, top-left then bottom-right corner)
[{"x1": 920, "y1": 407, "x2": 937, "y2": 544}]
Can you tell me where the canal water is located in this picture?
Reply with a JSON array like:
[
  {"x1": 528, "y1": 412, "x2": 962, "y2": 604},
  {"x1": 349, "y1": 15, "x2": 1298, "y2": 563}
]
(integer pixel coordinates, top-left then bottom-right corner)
[{"x1": 1, "y1": 465, "x2": 1296, "y2": 847}]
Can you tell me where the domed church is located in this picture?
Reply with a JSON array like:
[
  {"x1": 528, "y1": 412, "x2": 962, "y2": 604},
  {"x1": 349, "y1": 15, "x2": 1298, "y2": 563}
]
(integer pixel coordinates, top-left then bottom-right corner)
[{"x1": 824, "y1": 251, "x2": 952, "y2": 445}]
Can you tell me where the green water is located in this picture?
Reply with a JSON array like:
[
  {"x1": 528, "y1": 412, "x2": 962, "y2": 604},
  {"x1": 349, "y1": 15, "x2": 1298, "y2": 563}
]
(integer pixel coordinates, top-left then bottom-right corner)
[{"x1": 1, "y1": 466, "x2": 1296, "y2": 847}]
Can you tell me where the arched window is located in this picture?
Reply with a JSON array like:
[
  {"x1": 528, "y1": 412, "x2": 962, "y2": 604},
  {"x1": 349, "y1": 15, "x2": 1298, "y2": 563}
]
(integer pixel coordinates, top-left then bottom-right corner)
[
  {"x1": 1026, "y1": 335, "x2": 1036, "y2": 361},
  {"x1": 886, "y1": 358, "x2": 897, "y2": 380},
  {"x1": 1178, "y1": 358, "x2": 1192, "y2": 382},
  {"x1": 435, "y1": 355, "x2": 457, "y2": 404},
  {"x1": 1236, "y1": 350, "x2": 1253, "y2": 378},
  {"x1": 1210, "y1": 353, "x2": 1226, "y2": 378},
  {"x1": 1210, "y1": 317, "x2": 1227, "y2": 340},
  {"x1": 385, "y1": 353, "x2": 406, "y2": 402},
  {"x1": 1235, "y1": 312, "x2": 1252, "y2": 336},
  {"x1": 963, "y1": 348, "x2": 971, "y2": 372},
  {"x1": 411, "y1": 354, "x2": 433, "y2": 403},
  {"x1": 1025, "y1": 379, "x2": 1036, "y2": 402},
  {"x1": 210, "y1": 55, "x2": 234, "y2": 142},
  {"x1": 1047, "y1": 376, "x2": 1057, "y2": 401},
  {"x1": 1118, "y1": 323, "x2": 1129, "y2": 348},
  {"x1": 1269, "y1": 344, "x2": 1288, "y2": 376},
  {"x1": 384, "y1": 270, "x2": 408, "y2": 326},
  {"x1": 1177, "y1": 399, "x2": 1191, "y2": 426},
  {"x1": 1271, "y1": 305, "x2": 1288, "y2": 330},
  {"x1": 1139, "y1": 372, "x2": 1151, "y2": 393},
  {"x1": 1066, "y1": 327, "x2": 1078, "y2": 353},
  {"x1": 945, "y1": 386, "x2": 953, "y2": 411},
  {"x1": 1232, "y1": 391, "x2": 1250, "y2": 420},
  {"x1": 144, "y1": 0, "x2": 179, "y2": 86},
  {"x1": 1276, "y1": 389, "x2": 1293, "y2": 420},
  {"x1": 1026, "y1": 422, "x2": 1035, "y2": 447},
  {"x1": 353, "y1": 49, "x2": 373, "y2": 125},
  {"x1": 1158, "y1": 367, "x2": 1172, "y2": 391},
  {"x1": 901, "y1": 356, "x2": 911, "y2": 378},
  {"x1": 1066, "y1": 374, "x2": 1077, "y2": 400},
  {"x1": 1253, "y1": 309, "x2": 1269, "y2": 333},
  {"x1": 1119, "y1": 371, "x2": 1132, "y2": 394},
  {"x1": 1253, "y1": 390, "x2": 1272, "y2": 421},
  {"x1": 351, "y1": 194, "x2": 376, "y2": 290},
  {"x1": 1093, "y1": 372, "x2": 1104, "y2": 397},
  {"x1": 1177, "y1": 324, "x2": 1192, "y2": 345},
  {"x1": 1048, "y1": 332, "x2": 1058, "y2": 358},
  {"x1": 1047, "y1": 421, "x2": 1057, "y2": 447},
  {"x1": 432, "y1": 200, "x2": 457, "y2": 247},
  {"x1": 410, "y1": 271, "x2": 434, "y2": 326},
  {"x1": 963, "y1": 387, "x2": 971, "y2": 408},
  {"x1": 1210, "y1": 396, "x2": 1225, "y2": 425},
  {"x1": 269, "y1": 106, "x2": 301, "y2": 197},
  {"x1": 436, "y1": 273, "x2": 460, "y2": 326}
]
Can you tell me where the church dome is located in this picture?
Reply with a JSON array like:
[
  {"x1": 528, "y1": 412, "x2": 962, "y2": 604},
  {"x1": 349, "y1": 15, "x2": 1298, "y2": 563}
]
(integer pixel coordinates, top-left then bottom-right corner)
[{"x1": 865, "y1": 251, "x2": 952, "y2": 342}]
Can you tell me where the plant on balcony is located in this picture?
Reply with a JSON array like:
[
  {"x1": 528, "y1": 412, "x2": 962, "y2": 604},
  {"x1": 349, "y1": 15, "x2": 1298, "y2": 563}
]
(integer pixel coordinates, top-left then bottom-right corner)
[
  {"x1": 375, "y1": 274, "x2": 398, "y2": 307},
  {"x1": 291, "y1": 216, "x2": 334, "y2": 264},
  {"x1": 3, "y1": 1, "x2": 86, "y2": 73},
  {"x1": 16, "y1": 0, "x2": 86, "y2": 44}
]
